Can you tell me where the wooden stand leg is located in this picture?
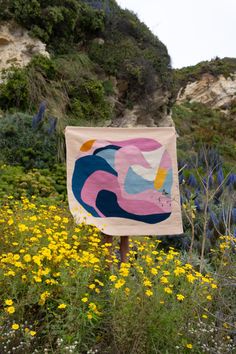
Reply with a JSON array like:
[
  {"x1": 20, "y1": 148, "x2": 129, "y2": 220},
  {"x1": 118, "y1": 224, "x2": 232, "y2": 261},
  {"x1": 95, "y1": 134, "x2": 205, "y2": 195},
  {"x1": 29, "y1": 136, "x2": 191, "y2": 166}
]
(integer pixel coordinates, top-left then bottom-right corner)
[{"x1": 120, "y1": 236, "x2": 129, "y2": 263}]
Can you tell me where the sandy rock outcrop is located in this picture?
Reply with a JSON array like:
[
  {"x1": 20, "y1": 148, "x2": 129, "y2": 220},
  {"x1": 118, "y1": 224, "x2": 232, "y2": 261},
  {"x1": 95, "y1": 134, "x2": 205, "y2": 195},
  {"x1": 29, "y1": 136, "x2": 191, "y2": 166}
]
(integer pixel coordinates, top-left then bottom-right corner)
[
  {"x1": 177, "y1": 73, "x2": 236, "y2": 110},
  {"x1": 0, "y1": 21, "x2": 49, "y2": 76},
  {"x1": 109, "y1": 77, "x2": 174, "y2": 128}
]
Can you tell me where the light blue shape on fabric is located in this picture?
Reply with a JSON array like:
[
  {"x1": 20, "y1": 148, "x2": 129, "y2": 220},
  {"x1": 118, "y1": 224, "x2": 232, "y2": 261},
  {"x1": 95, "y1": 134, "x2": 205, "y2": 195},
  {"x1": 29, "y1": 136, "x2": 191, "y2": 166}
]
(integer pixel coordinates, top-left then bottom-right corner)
[
  {"x1": 158, "y1": 169, "x2": 173, "y2": 195},
  {"x1": 96, "y1": 149, "x2": 116, "y2": 170},
  {"x1": 124, "y1": 167, "x2": 154, "y2": 194}
]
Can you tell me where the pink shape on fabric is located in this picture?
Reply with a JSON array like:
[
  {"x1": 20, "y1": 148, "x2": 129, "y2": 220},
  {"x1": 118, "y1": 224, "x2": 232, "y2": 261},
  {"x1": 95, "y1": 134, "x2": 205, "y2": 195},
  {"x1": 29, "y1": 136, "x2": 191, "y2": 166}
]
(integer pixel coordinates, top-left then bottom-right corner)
[{"x1": 81, "y1": 171, "x2": 171, "y2": 216}]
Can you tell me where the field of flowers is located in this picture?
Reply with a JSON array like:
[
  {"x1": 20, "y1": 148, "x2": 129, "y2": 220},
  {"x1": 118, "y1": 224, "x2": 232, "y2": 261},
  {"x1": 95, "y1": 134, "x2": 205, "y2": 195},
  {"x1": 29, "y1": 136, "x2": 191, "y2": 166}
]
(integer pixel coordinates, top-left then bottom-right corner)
[{"x1": 0, "y1": 196, "x2": 235, "y2": 354}]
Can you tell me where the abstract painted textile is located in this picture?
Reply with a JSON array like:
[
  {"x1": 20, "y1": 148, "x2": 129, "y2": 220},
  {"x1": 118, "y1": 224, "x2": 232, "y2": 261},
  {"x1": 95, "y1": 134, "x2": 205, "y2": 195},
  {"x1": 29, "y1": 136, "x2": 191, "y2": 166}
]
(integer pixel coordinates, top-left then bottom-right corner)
[{"x1": 65, "y1": 127, "x2": 183, "y2": 236}]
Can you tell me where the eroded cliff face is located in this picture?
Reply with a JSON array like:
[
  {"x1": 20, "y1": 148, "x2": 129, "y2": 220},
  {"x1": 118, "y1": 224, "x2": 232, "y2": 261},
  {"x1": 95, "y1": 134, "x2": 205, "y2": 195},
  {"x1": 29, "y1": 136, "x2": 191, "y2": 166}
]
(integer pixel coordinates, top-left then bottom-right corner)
[
  {"x1": 176, "y1": 73, "x2": 236, "y2": 110},
  {"x1": 0, "y1": 22, "x2": 174, "y2": 128},
  {"x1": 108, "y1": 77, "x2": 174, "y2": 128},
  {"x1": 0, "y1": 22, "x2": 49, "y2": 76}
]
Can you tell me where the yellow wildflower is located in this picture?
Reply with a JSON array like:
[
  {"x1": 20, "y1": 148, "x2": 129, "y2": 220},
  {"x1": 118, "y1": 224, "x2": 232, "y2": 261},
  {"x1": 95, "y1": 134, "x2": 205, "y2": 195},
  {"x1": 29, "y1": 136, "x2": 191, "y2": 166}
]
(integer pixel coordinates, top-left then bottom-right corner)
[
  {"x1": 58, "y1": 303, "x2": 67, "y2": 309},
  {"x1": 88, "y1": 284, "x2": 96, "y2": 289},
  {"x1": 186, "y1": 344, "x2": 193, "y2": 349},
  {"x1": 6, "y1": 306, "x2": 15, "y2": 314},
  {"x1": 5, "y1": 299, "x2": 13, "y2": 306},
  {"x1": 160, "y1": 276, "x2": 169, "y2": 284},
  {"x1": 87, "y1": 313, "x2": 93, "y2": 320},
  {"x1": 114, "y1": 279, "x2": 125, "y2": 289},
  {"x1": 23, "y1": 254, "x2": 32, "y2": 263},
  {"x1": 164, "y1": 287, "x2": 173, "y2": 294},
  {"x1": 12, "y1": 323, "x2": 19, "y2": 330},
  {"x1": 186, "y1": 274, "x2": 195, "y2": 283},
  {"x1": 151, "y1": 268, "x2": 158, "y2": 275},
  {"x1": 125, "y1": 287, "x2": 130, "y2": 296},
  {"x1": 29, "y1": 331, "x2": 36, "y2": 336},
  {"x1": 143, "y1": 279, "x2": 152, "y2": 287},
  {"x1": 176, "y1": 294, "x2": 185, "y2": 301},
  {"x1": 145, "y1": 289, "x2": 153, "y2": 297}
]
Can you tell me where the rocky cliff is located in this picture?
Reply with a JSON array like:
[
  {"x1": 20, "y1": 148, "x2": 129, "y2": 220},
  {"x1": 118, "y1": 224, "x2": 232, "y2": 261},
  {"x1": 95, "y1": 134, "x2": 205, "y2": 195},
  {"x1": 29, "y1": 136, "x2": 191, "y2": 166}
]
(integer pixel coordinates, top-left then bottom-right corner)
[
  {"x1": 0, "y1": 0, "x2": 174, "y2": 128},
  {"x1": 0, "y1": 22, "x2": 49, "y2": 80},
  {"x1": 176, "y1": 72, "x2": 236, "y2": 111}
]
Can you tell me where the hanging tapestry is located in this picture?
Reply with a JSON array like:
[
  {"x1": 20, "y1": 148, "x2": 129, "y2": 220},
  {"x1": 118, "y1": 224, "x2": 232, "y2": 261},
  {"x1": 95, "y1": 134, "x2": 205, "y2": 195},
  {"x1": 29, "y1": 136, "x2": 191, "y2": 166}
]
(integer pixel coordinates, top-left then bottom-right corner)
[{"x1": 65, "y1": 127, "x2": 183, "y2": 236}]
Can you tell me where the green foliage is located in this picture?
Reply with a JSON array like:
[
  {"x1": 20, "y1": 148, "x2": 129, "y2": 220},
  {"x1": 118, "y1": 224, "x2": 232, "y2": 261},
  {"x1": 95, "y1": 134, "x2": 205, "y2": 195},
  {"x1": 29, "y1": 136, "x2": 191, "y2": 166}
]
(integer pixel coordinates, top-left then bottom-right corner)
[
  {"x1": 28, "y1": 55, "x2": 56, "y2": 80},
  {"x1": 0, "y1": 0, "x2": 106, "y2": 53},
  {"x1": 173, "y1": 57, "x2": 236, "y2": 95},
  {"x1": 71, "y1": 79, "x2": 112, "y2": 123},
  {"x1": 0, "y1": 0, "x2": 173, "y2": 114},
  {"x1": 102, "y1": 80, "x2": 114, "y2": 95},
  {"x1": 173, "y1": 102, "x2": 236, "y2": 163},
  {"x1": 0, "y1": 67, "x2": 29, "y2": 111},
  {"x1": 0, "y1": 113, "x2": 57, "y2": 168},
  {"x1": 87, "y1": 6, "x2": 172, "y2": 102},
  {"x1": 0, "y1": 55, "x2": 57, "y2": 112},
  {"x1": 0, "y1": 163, "x2": 66, "y2": 201},
  {"x1": 78, "y1": 3, "x2": 105, "y2": 35},
  {"x1": 0, "y1": 165, "x2": 55, "y2": 199}
]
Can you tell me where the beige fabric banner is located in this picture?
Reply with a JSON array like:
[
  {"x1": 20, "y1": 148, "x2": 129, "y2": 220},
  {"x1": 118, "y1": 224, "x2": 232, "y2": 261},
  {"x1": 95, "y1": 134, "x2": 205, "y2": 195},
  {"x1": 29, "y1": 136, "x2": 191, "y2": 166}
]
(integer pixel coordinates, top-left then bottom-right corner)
[{"x1": 65, "y1": 127, "x2": 183, "y2": 236}]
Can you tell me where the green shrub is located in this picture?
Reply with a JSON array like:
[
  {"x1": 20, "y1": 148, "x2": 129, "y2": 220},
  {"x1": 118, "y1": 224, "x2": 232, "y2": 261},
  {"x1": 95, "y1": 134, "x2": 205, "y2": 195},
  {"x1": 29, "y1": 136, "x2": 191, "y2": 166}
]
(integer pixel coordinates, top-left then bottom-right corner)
[
  {"x1": 0, "y1": 162, "x2": 66, "y2": 201},
  {"x1": 70, "y1": 79, "x2": 112, "y2": 123},
  {"x1": 0, "y1": 0, "x2": 106, "y2": 53},
  {"x1": 173, "y1": 102, "x2": 236, "y2": 163},
  {"x1": 28, "y1": 55, "x2": 56, "y2": 80},
  {"x1": 0, "y1": 113, "x2": 57, "y2": 168},
  {"x1": 0, "y1": 67, "x2": 29, "y2": 111}
]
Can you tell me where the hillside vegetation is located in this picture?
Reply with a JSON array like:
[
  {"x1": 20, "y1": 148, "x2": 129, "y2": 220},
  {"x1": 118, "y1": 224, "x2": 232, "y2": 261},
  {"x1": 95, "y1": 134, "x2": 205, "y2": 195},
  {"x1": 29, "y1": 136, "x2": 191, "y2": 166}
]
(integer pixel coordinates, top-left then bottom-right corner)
[
  {"x1": 173, "y1": 57, "x2": 236, "y2": 95},
  {"x1": 0, "y1": 1, "x2": 235, "y2": 353}
]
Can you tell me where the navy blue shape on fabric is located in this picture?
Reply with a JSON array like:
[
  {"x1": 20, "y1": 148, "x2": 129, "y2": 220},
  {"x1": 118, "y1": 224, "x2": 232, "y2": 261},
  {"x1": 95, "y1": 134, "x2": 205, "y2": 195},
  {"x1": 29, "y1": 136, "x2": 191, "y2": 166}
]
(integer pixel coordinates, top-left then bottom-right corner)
[
  {"x1": 93, "y1": 145, "x2": 120, "y2": 155},
  {"x1": 96, "y1": 190, "x2": 171, "y2": 224},
  {"x1": 72, "y1": 155, "x2": 118, "y2": 217}
]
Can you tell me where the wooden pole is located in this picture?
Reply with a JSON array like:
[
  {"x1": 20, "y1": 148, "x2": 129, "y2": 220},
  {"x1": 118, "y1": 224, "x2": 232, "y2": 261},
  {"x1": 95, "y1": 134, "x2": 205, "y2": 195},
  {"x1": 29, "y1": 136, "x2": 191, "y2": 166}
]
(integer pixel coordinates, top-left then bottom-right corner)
[
  {"x1": 120, "y1": 236, "x2": 129, "y2": 263},
  {"x1": 102, "y1": 234, "x2": 129, "y2": 264}
]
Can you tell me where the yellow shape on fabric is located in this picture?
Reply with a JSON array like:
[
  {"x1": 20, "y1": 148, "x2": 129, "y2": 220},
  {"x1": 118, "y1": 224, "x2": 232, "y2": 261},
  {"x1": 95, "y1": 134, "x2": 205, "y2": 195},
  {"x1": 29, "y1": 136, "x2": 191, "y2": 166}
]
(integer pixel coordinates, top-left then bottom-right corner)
[
  {"x1": 154, "y1": 168, "x2": 167, "y2": 190},
  {"x1": 80, "y1": 140, "x2": 96, "y2": 152}
]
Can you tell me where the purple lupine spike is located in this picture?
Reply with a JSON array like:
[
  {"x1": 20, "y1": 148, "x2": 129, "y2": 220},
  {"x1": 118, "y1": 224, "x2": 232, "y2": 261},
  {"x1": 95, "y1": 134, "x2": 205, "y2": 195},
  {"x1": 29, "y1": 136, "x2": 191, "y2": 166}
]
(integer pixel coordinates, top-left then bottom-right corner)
[
  {"x1": 214, "y1": 187, "x2": 223, "y2": 205},
  {"x1": 232, "y1": 174, "x2": 236, "y2": 189},
  {"x1": 207, "y1": 228, "x2": 213, "y2": 239},
  {"x1": 194, "y1": 199, "x2": 201, "y2": 212},
  {"x1": 32, "y1": 102, "x2": 46, "y2": 129},
  {"x1": 208, "y1": 170, "x2": 214, "y2": 188},
  {"x1": 178, "y1": 160, "x2": 185, "y2": 169},
  {"x1": 185, "y1": 189, "x2": 191, "y2": 201},
  {"x1": 187, "y1": 174, "x2": 197, "y2": 188},
  {"x1": 179, "y1": 173, "x2": 184, "y2": 185},
  {"x1": 232, "y1": 208, "x2": 236, "y2": 224},
  {"x1": 210, "y1": 211, "x2": 218, "y2": 226},
  {"x1": 234, "y1": 229, "x2": 236, "y2": 238},
  {"x1": 217, "y1": 168, "x2": 224, "y2": 185},
  {"x1": 48, "y1": 117, "x2": 57, "y2": 135},
  {"x1": 226, "y1": 173, "x2": 234, "y2": 186}
]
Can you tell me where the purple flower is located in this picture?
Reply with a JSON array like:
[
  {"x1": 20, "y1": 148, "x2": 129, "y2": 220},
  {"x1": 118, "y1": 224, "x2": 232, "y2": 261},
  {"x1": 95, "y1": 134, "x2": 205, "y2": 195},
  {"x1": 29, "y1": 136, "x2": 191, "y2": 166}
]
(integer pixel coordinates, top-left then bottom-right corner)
[
  {"x1": 194, "y1": 199, "x2": 201, "y2": 212},
  {"x1": 217, "y1": 168, "x2": 224, "y2": 185},
  {"x1": 187, "y1": 174, "x2": 197, "y2": 188},
  {"x1": 32, "y1": 102, "x2": 46, "y2": 129},
  {"x1": 226, "y1": 173, "x2": 236, "y2": 187},
  {"x1": 232, "y1": 208, "x2": 236, "y2": 224},
  {"x1": 48, "y1": 117, "x2": 57, "y2": 135},
  {"x1": 179, "y1": 172, "x2": 184, "y2": 185}
]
